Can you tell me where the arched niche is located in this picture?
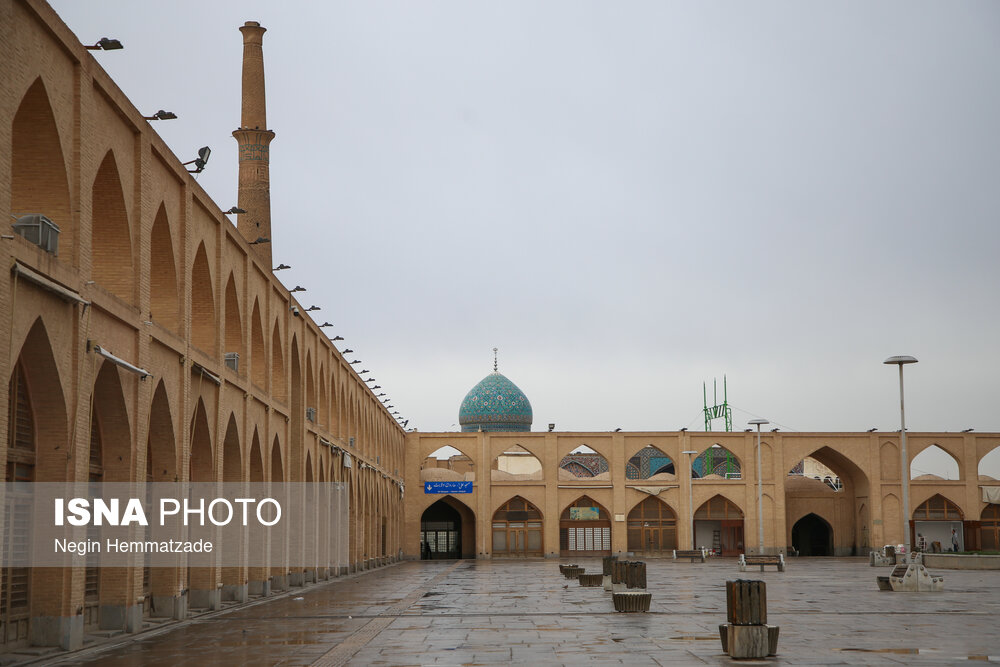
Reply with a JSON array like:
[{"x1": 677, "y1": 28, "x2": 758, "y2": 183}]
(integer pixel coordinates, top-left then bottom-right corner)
[
  {"x1": 626, "y1": 446, "x2": 675, "y2": 481},
  {"x1": 190, "y1": 243, "x2": 216, "y2": 354},
  {"x1": 223, "y1": 275, "x2": 243, "y2": 371},
  {"x1": 880, "y1": 442, "x2": 900, "y2": 481},
  {"x1": 222, "y1": 414, "x2": 242, "y2": 482},
  {"x1": 12, "y1": 78, "x2": 73, "y2": 262},
  {"x1": 492, "y1": 444, "x2": 542, "y2": 481},
  {"x1": 980, "y1": 446, "x2": 1000, "y2": 481},
  {"x1": 791, "y1": 513, "x2": 833, "y2": 556},
  {"x1": 91, "y1": 150, "x2": 134, "y2": 302},
  {"x1": 189, "y1": 399, "x2": 214, "y2": 482},
  {"x1": 421, "y1": 445, "x2": 475, "y2": 482},
  {"x1": 911, "y1": 444, "x2": 961, "y2": 481},
  {"x1": 692, "y1": 445, "x2": 742, "y2": 480},
  {"x1": 250, "y1": 300, "x2": 266, "y2": 389},
  {"x1": 981, "y1": 504, "x2": 1000, "y2": 551},
  {"x1": 149, "y1": 204, "x2": 179, "y2": 331},
  {"x1": 271, "y1": 321, "x2": 286, "y2": 401},
  {"x1": 558, "y1": 445, "x2": 609, "y2": 481}
]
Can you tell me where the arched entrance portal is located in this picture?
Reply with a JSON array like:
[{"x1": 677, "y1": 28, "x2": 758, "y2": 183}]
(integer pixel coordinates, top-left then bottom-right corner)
[
  {"x1": 492, "y1": 496, "x2": 543, "y2": 557},
  {"x1": 420, "y1": 497, "x2": 476, "y2": 559},
  {"x1": 559, "y1": 496, "x2": 611, "y2": 557},
  {"x1": 792, "y1": 514, "x2": 833, "y2": 556}
]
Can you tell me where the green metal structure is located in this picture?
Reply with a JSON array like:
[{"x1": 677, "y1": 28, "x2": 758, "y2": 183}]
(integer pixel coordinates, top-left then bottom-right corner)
[{"x1": 703, "y1": 376, "x2": 733, "y2": 432}]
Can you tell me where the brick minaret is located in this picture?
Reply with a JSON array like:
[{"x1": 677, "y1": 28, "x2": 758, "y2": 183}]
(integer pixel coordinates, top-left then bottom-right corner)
[{"x1": 233, "y1": 21, "x2": 275, "y2": 265}]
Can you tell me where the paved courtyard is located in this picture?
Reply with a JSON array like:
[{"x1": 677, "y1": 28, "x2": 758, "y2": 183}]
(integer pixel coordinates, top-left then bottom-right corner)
[{"x1": 31, "y1": 557, "x2": 1000, "y2": 666}]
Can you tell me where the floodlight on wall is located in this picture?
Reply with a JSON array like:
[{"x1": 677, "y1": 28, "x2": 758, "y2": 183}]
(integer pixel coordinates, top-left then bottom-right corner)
[
  {"x1": 548, "y1": 423, "x2": 555, "y2": 432},
  {"x1": 273, "y1": 264, "x2": 291, "y2": 271},
  {"x1": 403, "y1": 420, "x2": 409, "y2": 428},
  {"x1": 962, "y1": 428, "x2": 974, "y2": 433},
  {"x1": 350, "y1": 360, "x2": 361, "y2": 365},
  {"x1": 614, "y1": 427, "x2": 622, "y2": 432},
  {"x1": 143, "y1": 110, "x2": 177, "y2": 121},
  {"x1": 386, "y1": 405, "x2": 394, "y2": 409},
  {"x1": 358, "y1": 369, "x2": 369, "y2": 374},
  {"x1": 680, "y1": 427, "x2": 688, "y2": 432},
  {"x1": 305, "y1": 306, "x2": 320, "y2": 312},
  {"x1": 318, "y1": 322, "x2": 333, "y2": 328},
  {"x1": 867, "y1": 428, "x2": 878, "y2": 432},
  {"x1": 91, "y1": 344, "x2": 150, "y2": 379},
  {"x1": 331, "y1": 335, "x2": 343, "y2": 341},
  {"x1": 86, "y1": 37, "x2": 123, "y2": 50},
  {"x1": 376, "y1": 393, "x2": 386, "y2": 397},
  {"x1": 290, "y1": 286, "x2": 306, "y2": 293},
  {"x1": 372, "y1": 385, "x2": 381, "y2": 389},
  {"x1": 182, "y1": 146, "x2": 211, "y2": 173},
  {"x1": 249, "y1": 237, "x2": 270, "y2": 245},
  {"x1": 392, "y1": 411, "x2": 400, "y2": 415},
  {"x1": 191, "y1": 362, "x2": 221, "y2": 386},
  {"x1": 342, "y1": 349, "x2": 353, "y2": 354},
  {"x1": 224, "y1": 207, "x2": 246, "y2": 215}
]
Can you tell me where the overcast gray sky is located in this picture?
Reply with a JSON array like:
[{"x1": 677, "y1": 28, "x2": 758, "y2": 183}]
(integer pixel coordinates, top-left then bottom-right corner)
[{"x1": 50, "y1": 3, "x2": 1000, "y2": 471}]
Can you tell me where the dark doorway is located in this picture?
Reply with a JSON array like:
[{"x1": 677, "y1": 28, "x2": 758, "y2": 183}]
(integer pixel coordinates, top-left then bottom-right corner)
[
  {"x1": 421, "y1": 500, "x2": 462, "y2": 559},
  {"x1": 792, "y1": 513, "x2": 833, "y2": 556}
]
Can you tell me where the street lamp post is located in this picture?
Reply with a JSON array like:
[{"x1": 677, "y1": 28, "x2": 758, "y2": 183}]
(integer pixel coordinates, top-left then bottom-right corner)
[
  {"x1": 884, "y1": 355, "x2": 918, "y2": 560},
  {"x1": 748, "y1": 418, "x2": 769, "y2": 555},
  {"x1": 682, "y1": 449, "x2": 698, "y2": 550}
]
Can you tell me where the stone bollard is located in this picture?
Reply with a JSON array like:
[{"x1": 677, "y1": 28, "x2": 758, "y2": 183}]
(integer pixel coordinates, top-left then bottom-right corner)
[
  {"x1": 578, "y1": 573, "x2": 603, "y2": 587},
  {"x1": 559, "y1": 564, "x2": 578, "y2": 575},
  {"x1": 563, "y1": 566, "x2": 584, "y2": 579},
  {"x1": 721, "y1": 579, "x2": 778, "y2": 659},
  {"x1": 612, "y1": 591, "x2": 651, "y2": 612},
  {"x1": 602, "y1": 556, "x2": 618, "y2": 591},
  {"x1": 625, "y1": 561, "x2": 647, "y2": 590},
  {"x1": 611, "y1": 561, "x2": 628, "y2": 593}
]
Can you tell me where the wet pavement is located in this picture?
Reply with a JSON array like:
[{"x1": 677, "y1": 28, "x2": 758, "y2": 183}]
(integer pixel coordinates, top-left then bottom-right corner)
[{"x1": 30, "y1": 557, "x2": 1000, "y2": 665}]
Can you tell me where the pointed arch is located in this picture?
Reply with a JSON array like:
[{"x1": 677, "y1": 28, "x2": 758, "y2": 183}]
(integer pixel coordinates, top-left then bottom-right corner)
[
  {"x1": 92, "y1": 361, "x2": 132, "y2": 482},
  {"x1": 911, "y1": 444, "x2": 961, "y2": 481},
  {"x1": 91, "y1": 150, "x2": 134, "y2": 302},
  {"x1": 491, "y1": 495, "x2": 543, "y2": 557},
  {"x1": 305, "y1": 451, "x2": 314, "y2": 482},
  {"x1": 880, "y1": 442, "x2": 900, "y2": 481},
  {"x1": 695, "y1": 494, "x2": 744, "y2": 556},
  {"x1": 492, "y1": 444, "x2": 542, "y2": 481},
  {"x1": 627, "y1": 496, "x2": 678, "y2": 555},
  {"x1": 223, "y1": 274, "x2": 243, "y2": 371},
  {"x1": 558, "y1": 445, "x2": 609, "y2": 480},
  {"x1": 270, "y1": 435, "x2": 284, "y2": 482},
  {"x1": 222, "y1": 414, "x2": 242, "y2": 482},
  {"x1": 147, "y1": 381, "x2": 176, "y2": 481},
  {"x1": 560, "y1": 495, "x2": 611, "y2": 556},
  {"x1": 250, "y1": 300, "x2": 266, "y2": 389},
  {"x1": 305, "y1": 351, "x2": 315, "y2": 422},
  {"x1": 318, "y1": 364, "x2": 327, "y2": 428},
  {"x1": 11, "y1": 78, "x2": 73, "y2": 259},
  {"x1": 626, "y1": 445, "x2": 675, "y2": 480},
  {"x1": 249, "y1": 428, "x2": 264, "y2": 482},
  {"x1": 190, "y1": 243, "x2": 216, "y2": 354},
  {"x1": 189, "y1": 399, "x2": 214, "y2": 482},
  {"x1": 980, "y1": 446, "x2": 1000, "y2": 481},
  {"x1": 149, "y1": 204, "x2": 179, "y2": 331},
  {"x1": 421, "y1": 445, "x2": 474, "y2": 482},
  {"x1": 692, "y1": 445, "x2": 742, "y2": 479},
  {"x1": 271, "y1": 321, "x2": 286, "y2": 401}
]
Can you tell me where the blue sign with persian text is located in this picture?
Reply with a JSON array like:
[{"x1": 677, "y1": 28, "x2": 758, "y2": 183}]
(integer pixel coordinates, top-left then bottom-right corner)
[{"x1": 424, "y1": 481, "x2": 473, "y2": 494}]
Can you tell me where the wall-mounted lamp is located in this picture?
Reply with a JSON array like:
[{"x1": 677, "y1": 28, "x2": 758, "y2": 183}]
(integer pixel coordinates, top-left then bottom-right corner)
[
  {"x1": 331, "y1": 335, "x2": 343, "y2": 341},
  {"x1": 962, "y1": 428, "x2": 974, "y2": 433},
  {"x1": 273, "y1": 264, "x2": 291, "y2": 271},
  {"x1": 182, "y1": 146, "x2": 211, "y2": 173},
  {"x1": 342, "y1": 349, "x2": 353, "y2": 354},
  {"x1": 249, "y1": 237, "x2": 270, "y2": 245},
  {"x1": 318, "y1": 322, "x2": 333, "y2": 328},
  {"x1": 290, "y1": 286, "x2": 306, "y2": 293},
  {"x1": 86, "y1": 37, "x2": 123, "y2": 50},
  {"x1": 358, "y1": 369, "x2": 370, "y2": 374},
  {"x1": 144, "y1": 110, "x2": 176, "y2": 121},
  {"x1": 350, "y1": 360, "x2": 361, "y2": 365},
  {"x1": 548, "y1": 423, "x2": 555, "y2": 432},
  {"x1": 305, "y1": 305, "x2": 320, "y2": 312},
  {"x1": 224, "y1": 206, "x2": 246, "y2": 215},
  {"x1": 867, "y1": 428, "x2": 878, "y2": 432},
  {"x1": 372, "y1": 385, "x2": 381, "y2": 389},
  {"x1": 679, "y1": 427, "x2": 688, "y2": 432}
]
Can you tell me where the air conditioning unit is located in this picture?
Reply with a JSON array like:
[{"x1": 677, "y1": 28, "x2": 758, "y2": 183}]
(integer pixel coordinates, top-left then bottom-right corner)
[
  {"x1": 13, "y1": 214, "x2": 60, "y2": 254},
  {"x1": 305, "y1": 407, "x2": 316, "y2": 423},
  {"x1": 224, "y1": 353, "x2": 239, "y2": 372}
]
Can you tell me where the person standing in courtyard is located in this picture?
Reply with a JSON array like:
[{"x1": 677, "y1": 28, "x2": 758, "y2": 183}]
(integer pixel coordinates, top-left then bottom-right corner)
[{"x1": 952, "y1": 528, "x2": 960, "y2": 552}]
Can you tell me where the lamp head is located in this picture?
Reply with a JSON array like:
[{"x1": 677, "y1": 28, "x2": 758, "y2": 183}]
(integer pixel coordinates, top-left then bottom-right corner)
[{"x1": 884, "y1": 355, "x2": 918, "y2": 365}]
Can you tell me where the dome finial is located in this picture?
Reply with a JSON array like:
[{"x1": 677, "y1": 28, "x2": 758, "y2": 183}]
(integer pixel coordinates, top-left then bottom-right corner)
[{"x1": 493, "y1": 347, "x2": 498, "y2": 372}]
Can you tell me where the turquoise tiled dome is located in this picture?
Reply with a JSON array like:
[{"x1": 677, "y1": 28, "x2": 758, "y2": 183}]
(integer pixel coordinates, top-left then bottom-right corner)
[{"x1": 459, "y1": 372, "x2": 533, "y2": 432}]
